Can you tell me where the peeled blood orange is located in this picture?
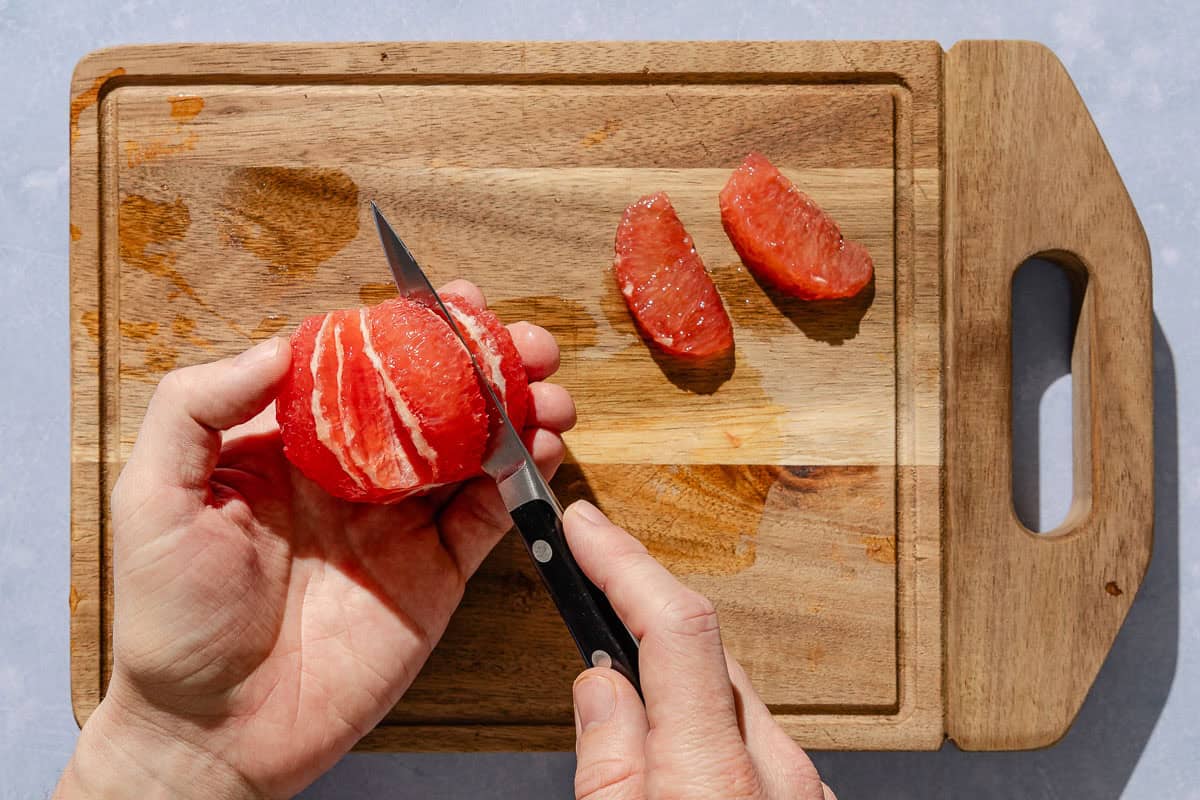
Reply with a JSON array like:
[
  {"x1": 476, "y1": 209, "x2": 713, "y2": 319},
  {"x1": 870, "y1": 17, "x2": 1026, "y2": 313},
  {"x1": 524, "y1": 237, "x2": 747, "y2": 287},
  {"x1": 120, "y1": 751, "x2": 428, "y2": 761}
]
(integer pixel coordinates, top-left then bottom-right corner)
[
  {"x1": 276, "y1": 294, "x2": 528, "y2": 503},
  {"x1": 719, "y1": 152, "x2": 873, "y2": 300},
  {"x1": 613, "y1": 192, "x2": 734, "y2": 360}
]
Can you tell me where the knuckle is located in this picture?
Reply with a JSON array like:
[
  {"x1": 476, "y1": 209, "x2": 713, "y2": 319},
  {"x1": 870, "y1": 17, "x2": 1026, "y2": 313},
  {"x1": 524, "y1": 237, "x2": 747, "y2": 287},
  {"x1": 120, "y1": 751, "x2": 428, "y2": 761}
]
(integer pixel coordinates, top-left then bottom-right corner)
[
  {"x1": 729, "y1": 756, "x2": 764, "y2": 798},
  {"x1": 154, "y1": 367, "x2": 192, "y2": 403},
  {"x1": 605, "y1": 548, "x2": 649, "y2": 592},
  {"x1": 159, "y1": 366, "x2": 188, "y2": 392},
  {"x1": 612, "y1": 539, "x2": 649, "y2": 565},
  {"x1": 736, "y1": 766, "x2": 766, "y2": 799},
  {"x1": 575, "y1": 756, "x2": 642, "y2": 800},
  {"x1": 660, "y1": 591, "x2": 720, "y2": 640},
  {"x1": 721, "y1": 755, "x2": 763, "y2": 799},
  {"x1": 646, "y1": 750, "x2": 760, "y2": 800}
]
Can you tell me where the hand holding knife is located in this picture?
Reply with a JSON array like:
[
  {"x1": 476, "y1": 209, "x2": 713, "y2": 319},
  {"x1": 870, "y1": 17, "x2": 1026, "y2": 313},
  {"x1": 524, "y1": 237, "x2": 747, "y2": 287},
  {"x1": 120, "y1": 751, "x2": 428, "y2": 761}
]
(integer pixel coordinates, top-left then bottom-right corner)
[{"x1": 371, "y1": 202, "x2": 642, "y2": 696}]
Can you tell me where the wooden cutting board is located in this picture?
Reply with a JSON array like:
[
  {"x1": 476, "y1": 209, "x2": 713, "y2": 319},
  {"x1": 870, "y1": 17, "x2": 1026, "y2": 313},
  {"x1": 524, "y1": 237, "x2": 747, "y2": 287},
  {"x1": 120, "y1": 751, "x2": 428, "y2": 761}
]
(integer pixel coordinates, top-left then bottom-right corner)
[{"x1": 68, "y1": 40, "x2": 1153, "y2": 751}]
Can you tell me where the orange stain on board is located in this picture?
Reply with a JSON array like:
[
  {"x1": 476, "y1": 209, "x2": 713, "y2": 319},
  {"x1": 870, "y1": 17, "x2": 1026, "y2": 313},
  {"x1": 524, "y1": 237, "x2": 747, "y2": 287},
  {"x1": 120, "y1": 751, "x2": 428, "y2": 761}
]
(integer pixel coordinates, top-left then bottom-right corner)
[
  {"x1": 123, "y1": 96, "x2": 203, "y2": 167},
  {"x1": 125, "y1": 132, "x2": 199, "y2": 168},
  {"x1": 171, "y1": 316, "x2": 214, "y2": 348},
  {"x1": 79, "y1": 310, "x2": 100, "y2": 341},
  {"x1": 168, "y1": 95, "x2": 204, "y2": 121},
  {"x1": 121, "y1": 341, "x2": 179, "y2": 381},
  {"x1": 250, "y1": 315, "x2": 290, "y2": 342},
  {"x1": 143, "y1": 343, "x2": 178, "y2": 372},
  {"x1": 119, "y1": 320, "x2": 159, "y2": 340},
  {"x1": 861, "y1": 534, "x2": 896, "y2": 565},
  {"x1": 113, "y1": 316, "x2": 211, "y2": 380},
  {"x1": 70, "y1": 224, "x2": 82, "y2": 242},
  {"x1": 581, "y1": 119, "x2": 621, "y2": 146},
  {"x1": 118, "y1": 194, "x2": 194, "y2": 296},
  {"x1": 711, "y1": 263, "x2": 778, "y2": 329},
  {"x1": 70, "y1": 67, "x2": 126, "y2": 147},
  {"x1": 69, "y1": 585, "x2": 80, "y2": 615},
  {"x1": 220, "y1": 167, "x2": 359, "y2": 279},
  {"x1": 115, "y1": 193, "x2": 248, "y2": 336},
  {"x1": 358, "y1": 282, "x2": 398, "y2": 306},
  {"x1": 599, "y1": 270, "x2": 637, "y2": 333}
]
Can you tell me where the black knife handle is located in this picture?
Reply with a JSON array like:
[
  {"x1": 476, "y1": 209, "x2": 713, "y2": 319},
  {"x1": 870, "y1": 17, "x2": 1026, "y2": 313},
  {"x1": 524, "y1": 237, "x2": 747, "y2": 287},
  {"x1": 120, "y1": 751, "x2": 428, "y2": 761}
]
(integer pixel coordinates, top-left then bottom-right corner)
[{"x1": 509, "y1": 498, "x2": 642, "y2": 696}]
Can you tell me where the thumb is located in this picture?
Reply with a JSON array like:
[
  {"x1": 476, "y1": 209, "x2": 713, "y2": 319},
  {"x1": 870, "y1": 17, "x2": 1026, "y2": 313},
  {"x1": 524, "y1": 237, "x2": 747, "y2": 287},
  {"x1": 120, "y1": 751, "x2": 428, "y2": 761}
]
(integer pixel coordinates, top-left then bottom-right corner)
[
  {"x1": 123, "y1": 337, "x2": 291, "y2": 495},
  {"x1": 573, "y1": 668, "x2": 648, "y2": 800}
]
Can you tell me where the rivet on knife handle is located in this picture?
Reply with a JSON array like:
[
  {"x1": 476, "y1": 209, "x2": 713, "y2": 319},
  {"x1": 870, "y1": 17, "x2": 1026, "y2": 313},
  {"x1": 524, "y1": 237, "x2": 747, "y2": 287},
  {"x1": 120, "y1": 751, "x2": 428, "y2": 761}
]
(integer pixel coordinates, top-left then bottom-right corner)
[{"x1": 508, "y1": 496, "x2": 642, "y2": 696}]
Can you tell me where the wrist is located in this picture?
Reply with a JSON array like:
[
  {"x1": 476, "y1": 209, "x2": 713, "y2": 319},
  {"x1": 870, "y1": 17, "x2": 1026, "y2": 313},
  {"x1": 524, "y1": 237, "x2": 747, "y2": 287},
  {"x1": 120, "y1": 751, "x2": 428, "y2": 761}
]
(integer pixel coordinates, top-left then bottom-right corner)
[{"x1": 56, "y1": 687, "x2": 263, "y2": 800}]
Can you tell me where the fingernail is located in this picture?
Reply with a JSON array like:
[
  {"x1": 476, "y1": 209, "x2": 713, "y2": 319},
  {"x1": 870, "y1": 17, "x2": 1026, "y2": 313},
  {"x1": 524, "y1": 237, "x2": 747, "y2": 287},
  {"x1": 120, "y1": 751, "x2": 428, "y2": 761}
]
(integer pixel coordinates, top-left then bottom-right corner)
[
  {"x1": 234, "y1": 337, "x2": 283, "y2": 367},
  {"x1": 571, "y1": 499, "x2": 608, "y2": 525},
  {"x1": 573, "y1": 675, "x2": 614, "y2": 734}
]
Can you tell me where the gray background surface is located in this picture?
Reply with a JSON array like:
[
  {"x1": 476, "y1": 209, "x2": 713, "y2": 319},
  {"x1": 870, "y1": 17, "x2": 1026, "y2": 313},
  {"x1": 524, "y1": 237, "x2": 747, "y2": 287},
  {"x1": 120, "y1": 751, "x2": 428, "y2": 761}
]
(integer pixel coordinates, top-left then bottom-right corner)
[{"x1": 0, "y1": 1, "x2": 1191, "y2": 797}]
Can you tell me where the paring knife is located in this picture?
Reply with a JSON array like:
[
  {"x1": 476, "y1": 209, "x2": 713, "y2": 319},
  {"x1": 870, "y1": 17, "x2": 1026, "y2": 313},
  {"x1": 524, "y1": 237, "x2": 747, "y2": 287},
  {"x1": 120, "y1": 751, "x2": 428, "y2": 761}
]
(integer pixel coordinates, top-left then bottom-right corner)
[{"x1": 371, "y1": 202, "x2": 642, "y2": 695}]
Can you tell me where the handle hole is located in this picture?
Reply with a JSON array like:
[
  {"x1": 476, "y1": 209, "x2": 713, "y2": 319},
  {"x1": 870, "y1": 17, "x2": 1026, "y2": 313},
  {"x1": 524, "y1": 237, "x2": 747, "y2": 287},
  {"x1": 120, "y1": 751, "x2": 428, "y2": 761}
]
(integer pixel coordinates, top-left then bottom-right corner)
[{"x1": 1011, "y1": 256, "x2": 1090, "y2": 534}]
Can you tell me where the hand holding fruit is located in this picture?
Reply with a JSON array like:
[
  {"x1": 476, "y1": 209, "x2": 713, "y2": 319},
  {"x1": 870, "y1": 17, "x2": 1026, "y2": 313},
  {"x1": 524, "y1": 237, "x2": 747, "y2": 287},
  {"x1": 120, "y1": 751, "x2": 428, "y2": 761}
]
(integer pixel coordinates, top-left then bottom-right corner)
[
  {"x1": 55, "y1": 272, "x2": 836, "y2": 800},
  {"x1": 55, "y1": 281, "x2": 574, "y2": 799}
]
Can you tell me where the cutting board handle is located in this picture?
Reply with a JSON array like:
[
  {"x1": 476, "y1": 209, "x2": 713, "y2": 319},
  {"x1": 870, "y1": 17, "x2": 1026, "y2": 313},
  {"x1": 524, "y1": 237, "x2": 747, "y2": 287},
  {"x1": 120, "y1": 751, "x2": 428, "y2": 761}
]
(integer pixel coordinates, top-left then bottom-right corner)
[{"x1": 943, "y1": 41, "x2": 1153, "y2": 750}]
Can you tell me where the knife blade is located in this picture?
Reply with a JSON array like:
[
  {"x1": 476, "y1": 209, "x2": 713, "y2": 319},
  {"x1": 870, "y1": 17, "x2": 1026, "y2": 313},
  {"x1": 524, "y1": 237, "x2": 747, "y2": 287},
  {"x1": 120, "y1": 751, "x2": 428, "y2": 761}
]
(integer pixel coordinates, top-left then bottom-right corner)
[{"x1": 370, "y1": 201, "x2": 641, "y2": 694}]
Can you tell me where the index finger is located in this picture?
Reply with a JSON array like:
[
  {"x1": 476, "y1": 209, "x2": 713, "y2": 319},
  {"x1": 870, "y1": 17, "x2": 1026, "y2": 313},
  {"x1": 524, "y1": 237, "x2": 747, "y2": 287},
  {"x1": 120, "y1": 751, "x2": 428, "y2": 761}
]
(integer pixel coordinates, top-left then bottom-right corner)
[{"x1": 563, "y1": 500, "x2": 745, "y2": 752}]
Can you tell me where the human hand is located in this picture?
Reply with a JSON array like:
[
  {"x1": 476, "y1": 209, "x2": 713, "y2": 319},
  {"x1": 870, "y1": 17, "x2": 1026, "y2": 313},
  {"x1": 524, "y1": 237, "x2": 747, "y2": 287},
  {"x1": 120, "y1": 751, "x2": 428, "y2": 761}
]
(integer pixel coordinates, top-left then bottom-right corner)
[
  {"x1": 563, "y1": 501, "x2": 836, "y2": 800},
  {"x1": 57, "y1": 281, "x2": 575, "y2": 800}
]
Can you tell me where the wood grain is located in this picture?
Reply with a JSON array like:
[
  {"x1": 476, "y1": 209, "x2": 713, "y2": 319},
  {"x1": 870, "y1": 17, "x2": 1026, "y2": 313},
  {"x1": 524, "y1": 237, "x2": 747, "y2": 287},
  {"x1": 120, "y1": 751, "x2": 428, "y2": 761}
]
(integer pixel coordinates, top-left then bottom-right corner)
[
  {"x1": 392, "y1": 464, "x2": 900, "y2": 724},
  {"x1": 71, "y1": 40, "x2": 947, "y2": 750},
  {"x1": 112, "y1": 162, "x2": 897, "y2": 466},
  {"x1": 944, "y1": 41, "x2": 1153, "y2": 749}
]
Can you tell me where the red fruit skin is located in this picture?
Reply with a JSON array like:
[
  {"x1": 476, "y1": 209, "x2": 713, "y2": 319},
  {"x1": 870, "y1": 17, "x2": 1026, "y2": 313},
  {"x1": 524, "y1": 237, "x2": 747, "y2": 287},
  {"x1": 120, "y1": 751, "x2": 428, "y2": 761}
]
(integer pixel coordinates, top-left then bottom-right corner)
[
  {"x1": 613, "y1": 192, "x2": 734, "y2": 360},
  {"x1": 443, "y1": 293, "x2": 531, "y2": 445},
  {"x1": 719, "y1": 152, "x2": 874, "y2": 300}
]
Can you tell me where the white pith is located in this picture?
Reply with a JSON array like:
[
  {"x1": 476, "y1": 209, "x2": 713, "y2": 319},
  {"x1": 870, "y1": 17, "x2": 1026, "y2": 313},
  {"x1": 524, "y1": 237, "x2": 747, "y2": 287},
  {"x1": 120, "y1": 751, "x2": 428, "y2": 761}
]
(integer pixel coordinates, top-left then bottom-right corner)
[
  {"x1": 336, "y1": 318, "x2": 418, "y2": 487},
  {"x1": 357, "y1": 308, "x2": 439, "y2": 469},
  {"x1": 309, "y1": 314, "x2": 366, "y2": 488},
  {"x1": 449, "y1": 305, "x2": 507, "y2": 401}
]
